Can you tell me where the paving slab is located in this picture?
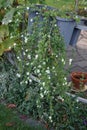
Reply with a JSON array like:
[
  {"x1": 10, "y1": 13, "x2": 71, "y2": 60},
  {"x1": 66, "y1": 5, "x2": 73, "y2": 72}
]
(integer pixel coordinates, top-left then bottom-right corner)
[{"x1": 67, "y1": 31, "x2": 87, "y2": 78}]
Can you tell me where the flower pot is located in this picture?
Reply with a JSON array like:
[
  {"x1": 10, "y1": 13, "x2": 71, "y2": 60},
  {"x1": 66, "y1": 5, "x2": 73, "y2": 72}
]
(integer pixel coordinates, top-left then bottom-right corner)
[
  {"x1": 28, "y1": 4, "x2": 55, "y2": 33},
  {"x1": 56, "y1": 17, "x2": 76, "y2": 46},
  {"x1": 71, "y1": 72, "x2": 87, "y2": 90}
]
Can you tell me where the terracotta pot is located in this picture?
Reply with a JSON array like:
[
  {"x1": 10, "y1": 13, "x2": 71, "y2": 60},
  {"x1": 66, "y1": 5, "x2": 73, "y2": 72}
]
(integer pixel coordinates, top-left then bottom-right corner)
[{"x1": 71, "y1": 72, "x2": 87, "y2": 89}]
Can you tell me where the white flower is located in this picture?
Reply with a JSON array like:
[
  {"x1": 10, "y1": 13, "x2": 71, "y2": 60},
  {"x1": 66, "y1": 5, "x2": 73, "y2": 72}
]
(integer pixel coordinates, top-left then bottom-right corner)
[
  {"x1": 9, "y1": 46, "x2": 11, "y2": 49},
  {"x1": 21, "y1": 35, "x2": 24, "y2": 38},
  {"x1": 69, "y1": 58, "x2": 72, "y2": 65},
  {"x1": 49, "y1": 116, "x2": 52, "y2": 120},
  {"x1": 35, "y1": 54, "x2": 38, "y2": 59},
  {"x1": 48, "y1": 35, "x2": 50, "y2": 38},
  {"x1": 46, "y1": 70, "x2": 50, "y2": 74},
  {"x1": 14, "y1": 43, "x2": 16, "y2": 46},
  {"x1": 44, "y1": 90, "x2": 47, "y2": 94},
  {"x1": 2, "y1": 22, "x2": 5, "y2": 25},
  {"x1": 48, "y1": 76, "x2": 51, "y2": 79},
  {"x1": 62, "y1": 58, "x2": 65, "y2": 64},
  {"x1": 18, "y1": 12, "x2": 21, "y2": 15},
  {"x1": 25, "y1": 80, "x2": 28, "y2": 84},
  {"x1": 26, "y1": 62, "x2": 29, "y2": 66},
  {"x1": 40, "y1": 93, "x2": 44, "y2": 98},
  {"x1": 38, "y1": 65, "x2": 41, "y2": 68},
  {"x1": 26, "y1": 72, "x2": 30, "y2": 76},
  {"x1": 30, "y1": 19, "x2": 33, "y2": 22},
  {"x1": 84, "y1": 7, "x2": 87, "y2": 10},
  {"x1": 40, "y1": 87, "x2": 43, "y2": 90},
  {"x1": 27, "y1": 54, "x2": 31, "y2": 59},
  {"x1": 64, "y1": 77, "x2": 67, "y2": 81},
  {"x1": 23, "y1": 52, "x2": 26, "y2": 56},
  {"x1": 37, "y1": 69, "x2": 40, "y2": 73},
  {"x1": 17, "y1": 56, "x2": 20, "y2": 59},
  {"x1": 29, "y1": 79, "x2": 32, "y2": 83},
  {"x1": 36, "y1": 12, "x2": 39, "y2": 15},
  {"x1": 20, "y1": 81, "x2": 23, "y2": 85},
  {"x1": 9, "y1": 20, "x2": 12, "y2": 23},
  {"x1": 24, "y1": 37, "x2": 28, "y2": 43},
  {"x1": 55, "y1": 24, "x2": 57, "y2": 27},
  {"x1": 26, "y1": 7, "x2": 29, "y2": 10},
  {"x1": 16, "y1": 73, "x2": 21, "y2": 78},
  {"x1": 52, "y1": 66, "x2": 55, "y2": 69},
  {"x1": 10, "y1": 35, "x2": 13, "y2": 39},
  {"x1": 25, "y1": 49, "x2": 28, "y2": 52},
  {"x1": 76, "y1": 99, "x2": 79, "y2": 102},
  {"x1": 42, "y1": 82, "x2": 45, "y2": 86},
  {"x1": 43, "y1": 62, "x2": 46, "y2": 65}
]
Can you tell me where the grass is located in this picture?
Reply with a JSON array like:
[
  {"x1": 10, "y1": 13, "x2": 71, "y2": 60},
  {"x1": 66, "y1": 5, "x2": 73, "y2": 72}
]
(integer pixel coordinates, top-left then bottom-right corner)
[
  {"x1": 0, "y1": 103, "x2": 46, "y2": 130},
  {"x1": 46, "y1": 0, "x2": 75, "y2": 10}
]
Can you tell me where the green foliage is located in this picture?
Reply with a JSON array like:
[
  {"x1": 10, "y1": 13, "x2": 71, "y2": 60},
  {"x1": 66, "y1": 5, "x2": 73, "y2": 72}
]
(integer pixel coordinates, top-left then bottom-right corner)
[
  {"x1": 0, "y1": 0, "x2": 87, "y2": 130},
  {"x1": 0, "y1": 104, "x2": 46, "y2": 130}
]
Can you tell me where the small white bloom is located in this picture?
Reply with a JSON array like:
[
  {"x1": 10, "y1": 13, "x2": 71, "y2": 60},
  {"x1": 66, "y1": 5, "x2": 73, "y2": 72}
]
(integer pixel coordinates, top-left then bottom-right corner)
[
  {"x1": 35, "y1": 54, "x2": 38, "y2": 59},
  {"x1": 55, "y1": 24, "x2": 57, "y2": 27},
  {"x1": 25, "y1": 49, "x2": 28, "y2": 52},
  {"x1": 52, "y1": 66, "x2": 55, "y2": 69},
  {"x1": 20, "y1": 81, "x2": 23, "y2": 85},
  {"x1": 75, "y1": 15, "x2": 78, "y2": 19},
  {"x1": 46, "y1": 70, "x2": 50, "y2": 74},
  {"x1": 62, "y1": 58, "x2": 64, "y2": 62},
  {"x1": 10, "y1": 35, "x2": 13, "y2": 39},
  {"x1": 18, "y1": 12, "x2": 21, "y2": 15},
  {"x1": 26, "y1": 72, "x2": 30, "y2": 76},
  {"x1": 84, "y1": 7, "x2": 87, "y2": 10},
  {"x1": 36, "y1": 12, "x2": 39, "y2": 15},
  {"x1": 24, "y1": 37, "x2": 28, "y2": 43},
  {"x1": 14, "y1": 43, "x2": 16, "y2": 46},
  {"x1": 23, "y1": 52, "x2": 26, "y2": 56},
  {"x1": 2, "y1": 22, "x2": 5, "y2": 25},
  {"x1": 26, "y1": 62, "x2": 29, "y2": 66},
  {"x1": 40, "y1": 93, "x2": 44, "y2": 98},
  {"x1": 21, "y1": 35, "x2": 24, "y2": 38},
  {"x1": 27, "y1": 54, "x2": 31, "y2": 59},
  {"x1": 48, "y1": 76, "x2": 51, "y2": 79},
  {"x1": 40, "y1": 87, "x2": 43, "y2": 90},
  {"x1": 9, "y1": 20, "x2": 12, "y2": 23},
  {"x1": 48, "y1": 35, "x2": 50, "y2": 38},
  {"x1": 26, "y1": 7, "x2": 29, "y2": 10},
  {"x1": 49, "y1": 116, "x2": 52, "y2": 120},
  {"x1": 42, "y1": 82, "x2": 45, "y2": 86},
  {"x1": 8, "y1": 46, "x2": 11, "y2": 49},
  {"x1": 44, "y1": 90, "x2": 47, "y2": 94},
  {"x1": 38, "y1": 65, "x2": 41, "y2": 68},
  {"x1": 30, "y1": 19, "x2": 33, "y2": 22},
  {"x1": 29, "y1": 79, "x2": 32, "y2": 83},
  {"x1": 64, "y1": 77, "x2": 67, "y2": 81},
  {"x1": 76, "y1": 99, "x2": 79, "y2": 102},
  {"x1": 37, "y1": 69, "x2": 40, "y2": 73},
  {"x1": 43, "y1": 62, "x2": 46, "y2": 65},
  {"x1": 38, "y1": 73, "x2": 41, "y2": 76},
  {"x1": 16, "y1": 73, "x2": 21, "y2": 78},
  {"x1": 25, "y1": 80, "x2": 28, "y2": 84},
  {"x1": 69, "y1": 58, "x2": 72, "y2": 65}
]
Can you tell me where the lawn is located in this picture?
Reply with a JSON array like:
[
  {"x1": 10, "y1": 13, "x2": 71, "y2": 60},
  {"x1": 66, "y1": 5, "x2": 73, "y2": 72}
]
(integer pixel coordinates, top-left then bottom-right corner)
[{"x1": 46, "y1": 0, "x2": 74, "y2": 9}]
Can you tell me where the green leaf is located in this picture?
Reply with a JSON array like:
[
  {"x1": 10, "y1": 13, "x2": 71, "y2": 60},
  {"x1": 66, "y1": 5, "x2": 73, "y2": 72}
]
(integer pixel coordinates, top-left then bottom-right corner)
[
  {"x1": 0, "y1": 37, "x2": 16, "y2": 56},
  {"x1": 2, "y1": 8, "x2": 15, "y2": 25},
  {"x1": 0, "y1": 25, "x2": 9, "y2": 42},
  {"x1": 0, "y1": 0, "x2": 14, "y2": 9}
]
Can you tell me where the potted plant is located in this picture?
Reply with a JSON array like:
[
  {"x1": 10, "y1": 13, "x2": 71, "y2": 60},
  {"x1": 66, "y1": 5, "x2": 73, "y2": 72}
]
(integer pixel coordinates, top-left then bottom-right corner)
[
  {"x1": 56, "y1": 16, "x2": 76, "y2": 46},
  {"x1": 71, "y1": 72, "x2": 87, "y2": 90}
]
